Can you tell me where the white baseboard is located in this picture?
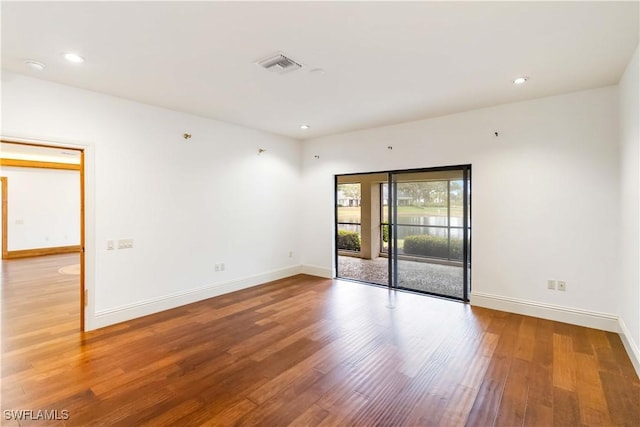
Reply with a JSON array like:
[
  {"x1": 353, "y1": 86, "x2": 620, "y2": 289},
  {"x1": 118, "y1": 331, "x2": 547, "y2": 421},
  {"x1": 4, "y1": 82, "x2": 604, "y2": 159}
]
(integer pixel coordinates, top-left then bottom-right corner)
[
  {"x1": 470, "y1": 291, "x2": 620, "y2": 332},
  {"x1": 618, "y1": 317, "x2": 640, "y2": 378},
  {"x1": 88, "y1": 272, "x2": 640, "y2": 379},
  {"x1": 90, "y1": 265, "x2": 302, "y2": 330},
  {"x1": 300, "y1": 264, "x2": 333, "y2": 278},
  {"x1": 471, "y1": 291, "x2": 640, "y2": 379}
]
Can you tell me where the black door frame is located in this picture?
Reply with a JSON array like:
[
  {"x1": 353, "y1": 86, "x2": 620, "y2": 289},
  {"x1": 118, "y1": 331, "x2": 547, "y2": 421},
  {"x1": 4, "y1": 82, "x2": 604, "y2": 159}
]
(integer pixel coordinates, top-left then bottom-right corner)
[{"x1": 335, "y1": 164, "x2": 472, "y2": 302}]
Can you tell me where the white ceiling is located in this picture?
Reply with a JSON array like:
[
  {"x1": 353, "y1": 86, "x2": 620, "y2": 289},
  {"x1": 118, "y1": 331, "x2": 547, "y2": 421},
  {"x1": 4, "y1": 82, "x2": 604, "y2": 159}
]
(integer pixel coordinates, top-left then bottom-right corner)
[{"x1": 2, "y1": 1, "x2": 638, "y2": 140}]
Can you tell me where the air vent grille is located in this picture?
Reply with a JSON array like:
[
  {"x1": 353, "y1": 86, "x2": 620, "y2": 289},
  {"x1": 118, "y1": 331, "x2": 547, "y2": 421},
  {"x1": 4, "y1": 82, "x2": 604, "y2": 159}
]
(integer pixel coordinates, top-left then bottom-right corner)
[{"x1": 257, "y1": 53, "x2": 302, "y2": 74}]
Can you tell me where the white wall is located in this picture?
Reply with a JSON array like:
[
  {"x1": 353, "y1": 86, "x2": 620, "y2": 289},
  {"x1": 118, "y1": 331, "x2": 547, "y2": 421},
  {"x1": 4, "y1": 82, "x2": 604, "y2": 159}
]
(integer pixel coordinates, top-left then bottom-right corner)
[
  {"x1": 301, "y1": 87, "x2": 621, "y2": 324},
  {"x1": 1, "y1": 71, "x2": 301, "y2": 329},
  {"x1": 1, "y1": 166, "x2": 80, "y2": 250},
  {"x1": 619, "y1": 45, "x2": 640, "y2": 368},
  {"x1": 2, "y1": 65, "x2": 636, "y2": 371}
]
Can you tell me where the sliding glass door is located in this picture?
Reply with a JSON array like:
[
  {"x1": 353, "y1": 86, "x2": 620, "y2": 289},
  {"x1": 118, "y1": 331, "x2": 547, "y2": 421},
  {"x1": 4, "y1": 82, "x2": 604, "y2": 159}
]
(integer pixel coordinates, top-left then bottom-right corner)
[
  {"x1": 388, "y1": 167, "x2": 470, "y2": 300},
  {"x1": 336, "y1": 165, "x2": 471, "y2": 301}
]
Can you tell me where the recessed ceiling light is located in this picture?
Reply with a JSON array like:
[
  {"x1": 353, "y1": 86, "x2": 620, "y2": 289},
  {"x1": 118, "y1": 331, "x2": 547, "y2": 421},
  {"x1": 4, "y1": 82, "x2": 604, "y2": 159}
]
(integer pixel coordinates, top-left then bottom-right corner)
[
  {"x1": 300, "y1": 124, "x2": 311, "y2": 130},
  {"x1": 513, "y1": 76, "x2": 529, "y2": 85},
  {"x1": 24, "y1": 60, "x2": 45, "y2": 71},
  {"x1": 64, "y1": 53, "x2": 85, "y2": 63}
]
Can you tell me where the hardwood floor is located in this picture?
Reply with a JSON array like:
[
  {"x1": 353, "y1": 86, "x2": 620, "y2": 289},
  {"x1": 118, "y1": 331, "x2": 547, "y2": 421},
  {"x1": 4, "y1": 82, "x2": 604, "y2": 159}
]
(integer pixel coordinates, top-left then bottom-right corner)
[{"x1": 1, "y1": 254, "x2": 639, "y2": 426}]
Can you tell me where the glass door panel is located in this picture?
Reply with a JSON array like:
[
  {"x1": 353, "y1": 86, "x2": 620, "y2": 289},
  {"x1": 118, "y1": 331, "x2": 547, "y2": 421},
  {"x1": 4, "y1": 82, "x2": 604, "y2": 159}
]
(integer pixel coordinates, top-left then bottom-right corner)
[
  {"x1": 390, "y1": 169, "x2": 470, "y2": 300},
  {"x1": 336, "y1": 175, "x2": 389, "y2": 286}
]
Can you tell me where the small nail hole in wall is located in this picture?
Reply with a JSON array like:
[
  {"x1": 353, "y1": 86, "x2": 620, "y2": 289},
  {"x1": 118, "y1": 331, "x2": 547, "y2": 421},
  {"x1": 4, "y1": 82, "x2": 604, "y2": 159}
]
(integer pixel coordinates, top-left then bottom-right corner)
[
  {"x1": 314, "y1": 155, "x2": 320, "y2": 159},
  {"x1": 387, "y1": 146, "x2": 393, "y2": 150},
  {"x1": 258, "y1": 148, "x2": 266, "y2": 155},
  {"x1": 494, "y1": 131, "x2": 499, "y2": 137},
  {"x1": 183, "y1": 133, "x2": 192, "y2": 140}
]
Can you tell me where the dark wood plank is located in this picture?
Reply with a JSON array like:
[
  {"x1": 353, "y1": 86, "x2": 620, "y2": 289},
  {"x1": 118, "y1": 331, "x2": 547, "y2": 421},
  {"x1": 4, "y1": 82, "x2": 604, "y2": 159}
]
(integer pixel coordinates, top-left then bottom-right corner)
[
  {"x1": 2, "y1": 254, "x2": 639, "y2": 426},
  {"x1": 552, "y1": 387, "x2": 581, "y2": 426},
  {"x1": 523, "y1": 318, "x2": 554, "y2": 427}
]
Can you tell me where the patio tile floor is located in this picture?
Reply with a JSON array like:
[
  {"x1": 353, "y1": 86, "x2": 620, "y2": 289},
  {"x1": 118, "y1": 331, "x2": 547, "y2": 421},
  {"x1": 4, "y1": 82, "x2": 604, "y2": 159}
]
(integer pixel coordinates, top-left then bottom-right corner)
[{"x1": 337, "y1": 255, "x2": 464, "y2": 299}]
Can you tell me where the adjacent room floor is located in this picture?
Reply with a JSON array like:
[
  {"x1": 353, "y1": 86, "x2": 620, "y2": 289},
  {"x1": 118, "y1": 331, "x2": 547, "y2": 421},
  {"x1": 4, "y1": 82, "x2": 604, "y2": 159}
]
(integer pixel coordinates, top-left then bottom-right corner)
[{"x1": 2, "y1": 254, "x2": 639, "y2": 426}]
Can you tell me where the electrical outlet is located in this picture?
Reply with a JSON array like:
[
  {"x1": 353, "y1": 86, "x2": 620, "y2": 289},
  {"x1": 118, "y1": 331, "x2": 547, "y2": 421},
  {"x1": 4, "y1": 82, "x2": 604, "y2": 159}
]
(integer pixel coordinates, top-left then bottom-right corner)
[
  {"x1": 558, "y1": 280, "x2": 566, "y2": 291},
  {"x1": 547, "y1": 280, "x2": 556, "y2": 290},
  {"x1": 215, "y1": 264, "x2": 220, "y2": 272},
  {"x1": 118, "y1": 239, "x2": 134, "y2": 249},
  {"x1": 289, "y1": 251, "x2": 293, "y2": 258},
  {"x1": 220, "y1": 263, "x2": 225, "y2": 271},
  {"x1": 107, "y1": 240, "x2": 115, "y2": 250}
]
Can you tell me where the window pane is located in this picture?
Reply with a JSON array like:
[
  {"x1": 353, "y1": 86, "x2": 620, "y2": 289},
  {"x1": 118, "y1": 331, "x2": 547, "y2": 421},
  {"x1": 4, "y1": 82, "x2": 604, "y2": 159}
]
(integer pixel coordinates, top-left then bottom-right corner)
[
  {"x1": 449, "y1": 179, "x2": 463, "y2": 228},
  {"x1": 337, "y1": 183, "x2": 361, "y2": 224},
  {"x1": 396, "y1": 181, "x2": 448, "y2": 226},
  {"x1": 381, "y1": 183, "x2": 389, "y2": 223},
  {"x1": 337, "y1": 183, "x2": 361, "y2": 252}
]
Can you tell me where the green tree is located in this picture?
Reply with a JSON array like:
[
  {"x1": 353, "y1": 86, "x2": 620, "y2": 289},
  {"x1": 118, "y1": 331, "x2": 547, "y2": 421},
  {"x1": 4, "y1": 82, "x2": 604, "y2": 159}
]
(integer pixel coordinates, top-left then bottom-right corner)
[{"x1": 338, "y1": 183, "x2": 361, "y2": 203}]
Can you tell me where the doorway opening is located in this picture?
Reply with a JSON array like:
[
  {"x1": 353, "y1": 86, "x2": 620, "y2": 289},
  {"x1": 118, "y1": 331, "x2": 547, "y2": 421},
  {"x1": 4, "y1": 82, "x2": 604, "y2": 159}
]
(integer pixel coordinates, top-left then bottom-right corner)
[
  {"x1": 335, "y1": 165, "x2": 471, "y2": 301},
  {"x1": 0, "y1": 140, "x2": 86, "y2": 330}
]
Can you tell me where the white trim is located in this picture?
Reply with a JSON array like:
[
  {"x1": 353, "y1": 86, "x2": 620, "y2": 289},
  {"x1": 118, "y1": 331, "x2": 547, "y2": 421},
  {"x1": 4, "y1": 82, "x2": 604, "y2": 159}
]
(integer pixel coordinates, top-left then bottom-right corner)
[
  {"x1": 301, "y1": 264, "x2": 333, "y2": 278},
  {"x1": 618, "y1": 317, "x2": 640, "y2": 378},
  {"x1": 92, "y1": 265, "x2": 302, "y2": 329},
  {"x1": 470, "y1": 291, "x2": 620, "y2": 332}
]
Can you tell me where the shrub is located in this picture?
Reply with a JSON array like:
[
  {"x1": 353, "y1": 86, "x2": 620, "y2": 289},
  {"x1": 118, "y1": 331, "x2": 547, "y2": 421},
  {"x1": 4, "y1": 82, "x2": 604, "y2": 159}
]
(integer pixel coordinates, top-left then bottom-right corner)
[
  {"x1": 403, "y1": 235, "x2": 462, "y2": 259},
  {"x1": 382, "y1": 224, "x2": 389, "y2": 243},
  {"x1": 449, "y1": 238, "x2": 463, "y2": 260},
  {"x1": 338, "y1": 230, "x2": 361, "y2": 251}
]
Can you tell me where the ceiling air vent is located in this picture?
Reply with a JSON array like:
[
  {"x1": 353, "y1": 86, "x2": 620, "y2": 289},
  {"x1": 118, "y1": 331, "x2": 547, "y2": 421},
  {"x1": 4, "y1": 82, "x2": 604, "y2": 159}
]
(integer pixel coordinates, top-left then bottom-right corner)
[{"x1": 256, "y1": 52, "x2": 302, "y2": 74}]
